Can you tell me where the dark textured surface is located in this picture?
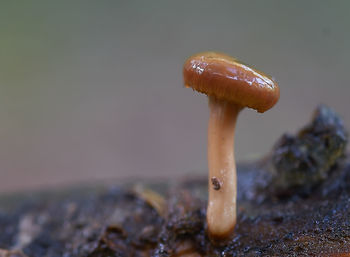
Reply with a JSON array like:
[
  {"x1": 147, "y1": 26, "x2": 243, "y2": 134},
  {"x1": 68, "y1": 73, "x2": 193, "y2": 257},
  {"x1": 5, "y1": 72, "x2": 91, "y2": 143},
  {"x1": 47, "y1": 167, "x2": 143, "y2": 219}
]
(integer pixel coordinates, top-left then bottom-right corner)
[
  {"x1": 270, "y1": 105, "x2": 348, "y2": 198},
  {"x1": 0, "y1": 162, "x2": 350, "y2": 256}
]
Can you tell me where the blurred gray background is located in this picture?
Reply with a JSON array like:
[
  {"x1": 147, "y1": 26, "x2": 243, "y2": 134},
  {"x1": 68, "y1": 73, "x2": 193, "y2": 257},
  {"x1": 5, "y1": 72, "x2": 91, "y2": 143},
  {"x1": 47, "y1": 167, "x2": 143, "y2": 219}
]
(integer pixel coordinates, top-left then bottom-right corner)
[{"x1": 1, "y1": 1, "x2": 349, "y2": 192}]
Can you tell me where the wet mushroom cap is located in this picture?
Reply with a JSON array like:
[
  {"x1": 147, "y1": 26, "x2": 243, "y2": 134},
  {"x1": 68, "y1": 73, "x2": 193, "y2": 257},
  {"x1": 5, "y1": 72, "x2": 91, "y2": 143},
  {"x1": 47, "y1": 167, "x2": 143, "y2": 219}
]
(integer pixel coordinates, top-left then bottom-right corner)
[{"x1": 183, "y1": 52, "x2": 280, "y2": 113}]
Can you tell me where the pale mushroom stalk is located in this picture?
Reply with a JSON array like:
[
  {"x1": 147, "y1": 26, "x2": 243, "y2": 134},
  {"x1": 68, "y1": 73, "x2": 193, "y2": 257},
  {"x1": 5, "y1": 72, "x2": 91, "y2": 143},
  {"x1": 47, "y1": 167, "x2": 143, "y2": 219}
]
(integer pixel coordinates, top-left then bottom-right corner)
[{"x1": 207, "y1": 96, "x2": 241, "y2": 241}]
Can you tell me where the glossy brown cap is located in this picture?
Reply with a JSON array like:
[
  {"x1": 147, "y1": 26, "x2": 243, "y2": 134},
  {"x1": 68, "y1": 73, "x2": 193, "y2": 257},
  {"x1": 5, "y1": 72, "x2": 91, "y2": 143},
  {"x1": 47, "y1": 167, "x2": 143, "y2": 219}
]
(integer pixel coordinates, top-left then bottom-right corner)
[{"x1": 183, "y1": 52, "x2": 280, "y2": 113}]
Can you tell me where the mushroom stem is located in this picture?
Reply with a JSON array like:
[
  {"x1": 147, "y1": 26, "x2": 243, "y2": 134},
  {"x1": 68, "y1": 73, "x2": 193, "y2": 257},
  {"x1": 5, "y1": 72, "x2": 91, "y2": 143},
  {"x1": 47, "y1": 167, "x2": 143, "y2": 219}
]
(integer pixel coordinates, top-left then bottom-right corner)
[{"x1": 207, "y1": 96, "x2": 242, "y2": 242}]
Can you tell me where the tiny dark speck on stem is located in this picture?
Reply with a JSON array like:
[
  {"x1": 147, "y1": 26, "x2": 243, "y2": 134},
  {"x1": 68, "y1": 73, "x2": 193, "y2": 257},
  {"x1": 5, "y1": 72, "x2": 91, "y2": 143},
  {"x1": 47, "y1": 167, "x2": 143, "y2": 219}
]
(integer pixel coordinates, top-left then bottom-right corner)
[{"x1": 211, "y1": 177, "x2": 222, "y2": 190}]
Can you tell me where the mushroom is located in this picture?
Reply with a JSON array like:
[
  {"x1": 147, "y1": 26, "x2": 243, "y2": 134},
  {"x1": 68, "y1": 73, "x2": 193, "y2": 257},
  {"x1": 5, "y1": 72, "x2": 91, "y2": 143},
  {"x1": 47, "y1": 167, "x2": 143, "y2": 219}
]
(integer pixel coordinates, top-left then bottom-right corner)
[{"x1": 183, "y1": 52, "x2": 279, "y2": 243}]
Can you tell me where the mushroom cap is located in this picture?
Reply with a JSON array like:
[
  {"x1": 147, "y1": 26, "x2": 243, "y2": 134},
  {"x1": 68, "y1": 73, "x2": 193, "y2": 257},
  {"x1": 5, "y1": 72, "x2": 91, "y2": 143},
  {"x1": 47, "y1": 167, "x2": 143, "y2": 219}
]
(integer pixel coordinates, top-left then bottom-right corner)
[{"x1": 183, "y1": 52, "x2": 280, "y2": 113}]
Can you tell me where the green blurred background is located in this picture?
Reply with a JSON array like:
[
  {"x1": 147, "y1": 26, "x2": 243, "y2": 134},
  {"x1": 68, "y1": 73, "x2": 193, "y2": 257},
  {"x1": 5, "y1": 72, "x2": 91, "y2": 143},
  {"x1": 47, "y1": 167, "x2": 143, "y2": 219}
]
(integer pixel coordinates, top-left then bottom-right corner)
[{"x1": 1, "y1": 1, "x2": 349, "y2": 192}]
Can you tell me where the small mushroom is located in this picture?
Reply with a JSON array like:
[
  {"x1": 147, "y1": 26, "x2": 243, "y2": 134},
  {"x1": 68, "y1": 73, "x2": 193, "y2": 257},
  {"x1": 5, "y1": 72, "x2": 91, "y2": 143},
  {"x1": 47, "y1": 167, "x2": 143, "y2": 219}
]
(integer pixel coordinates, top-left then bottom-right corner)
[{"x1": 183, "y1": 52, "x2": 279, "y2": 243}]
